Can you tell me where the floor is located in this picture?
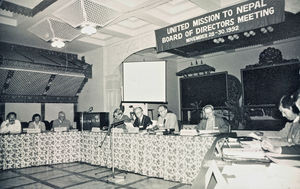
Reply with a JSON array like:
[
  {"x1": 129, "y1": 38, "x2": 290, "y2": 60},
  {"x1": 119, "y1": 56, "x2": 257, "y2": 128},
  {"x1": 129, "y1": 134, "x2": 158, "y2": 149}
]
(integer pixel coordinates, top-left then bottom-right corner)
[{"x1": 0, "y1": 162, "x2": 192, "y2": 189}]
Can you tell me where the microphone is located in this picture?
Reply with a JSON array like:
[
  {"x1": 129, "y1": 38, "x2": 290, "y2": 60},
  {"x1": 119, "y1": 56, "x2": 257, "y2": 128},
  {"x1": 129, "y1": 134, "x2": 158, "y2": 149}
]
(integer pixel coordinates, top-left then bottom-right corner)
[
  {"x1": 99, "y1": 120, "x2": 125, "y2": 148},
  {"x1": 111, "y1": 120, "x2": 124, "y2": 128}
]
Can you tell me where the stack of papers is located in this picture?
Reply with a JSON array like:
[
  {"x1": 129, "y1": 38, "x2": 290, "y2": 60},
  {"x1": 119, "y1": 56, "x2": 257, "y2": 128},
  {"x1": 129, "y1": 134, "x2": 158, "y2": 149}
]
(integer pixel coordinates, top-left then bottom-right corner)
[
  {"x1": 180, "y1": 129, "x2": 198, "y2": 136},
  {"x1": 91, "y1": 127, "x2": 101, "y2": 132},
  {"x1": 223, "y1": 148, "x2": 266, "y2": 160},
  {"x1": 222, "y1": 139, "x2": 268, "y2": 162}
]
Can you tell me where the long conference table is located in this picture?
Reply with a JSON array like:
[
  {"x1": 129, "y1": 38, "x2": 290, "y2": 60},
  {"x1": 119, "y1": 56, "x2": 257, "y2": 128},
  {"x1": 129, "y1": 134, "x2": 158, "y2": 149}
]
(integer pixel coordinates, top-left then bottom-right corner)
[{"x1": 0, "y1": 131, "x2": 216, "y2": 184}]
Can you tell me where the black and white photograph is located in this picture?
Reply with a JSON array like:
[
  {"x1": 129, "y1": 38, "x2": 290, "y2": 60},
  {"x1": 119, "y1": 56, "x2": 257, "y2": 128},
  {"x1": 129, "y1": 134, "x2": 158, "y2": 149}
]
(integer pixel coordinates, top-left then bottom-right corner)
[{"x1": 0, "y1": 0, "x2": 300, "y2": 188}]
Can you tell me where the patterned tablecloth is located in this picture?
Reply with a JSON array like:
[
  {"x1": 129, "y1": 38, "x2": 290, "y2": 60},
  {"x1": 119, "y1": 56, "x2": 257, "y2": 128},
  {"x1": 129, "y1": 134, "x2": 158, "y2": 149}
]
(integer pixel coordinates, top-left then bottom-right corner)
[
  {"x1": 0, "y1": 131, "x2": 215, "y2": 184},
  {"x1": 0, "y1": 132, "x2": 81, "y2": 170}
]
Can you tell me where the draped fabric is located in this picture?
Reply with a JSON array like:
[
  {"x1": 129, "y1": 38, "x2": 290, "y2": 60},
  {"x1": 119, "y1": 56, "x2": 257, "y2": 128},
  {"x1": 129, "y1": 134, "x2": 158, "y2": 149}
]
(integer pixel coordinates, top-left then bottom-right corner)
[
  {"x1": 0, "y1": 131, "x2": 215, "y2": 184},
  {"x1": 0, "y1": 132, "x2": 81, "y2": 170}
]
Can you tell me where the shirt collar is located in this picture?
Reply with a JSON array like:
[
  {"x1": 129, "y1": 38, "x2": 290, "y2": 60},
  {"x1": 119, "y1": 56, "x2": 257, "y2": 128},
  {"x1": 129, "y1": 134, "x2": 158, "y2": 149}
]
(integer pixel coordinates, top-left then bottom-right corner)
[{"x1": 294, "y1": 116, "x2": 300, "y2": 123}]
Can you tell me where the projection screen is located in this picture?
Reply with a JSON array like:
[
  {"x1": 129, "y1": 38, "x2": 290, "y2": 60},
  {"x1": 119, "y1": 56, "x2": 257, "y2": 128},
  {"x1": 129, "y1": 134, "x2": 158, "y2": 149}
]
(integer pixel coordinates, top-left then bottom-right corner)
[{"x1": 122, "y1": 61, "x2": 166, "y2": 103}]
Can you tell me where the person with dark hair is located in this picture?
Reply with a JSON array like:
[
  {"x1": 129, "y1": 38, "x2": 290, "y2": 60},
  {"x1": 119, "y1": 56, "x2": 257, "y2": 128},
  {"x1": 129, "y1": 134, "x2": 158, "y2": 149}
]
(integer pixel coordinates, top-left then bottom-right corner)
[
  {"x1": 195, "y1": 105, "x2": 229, "y2": 133},
  {"x1": 264, "y1": 93, "x2": 300, "y2": 142},
  {"x1": 29, "y1": 113, "x2": 46, "y2": 132},
  {"x1": 262, "y1": 91, "x2": 300, "y2": 153},
  {"x1": 294, "y1": 88, "x2": 300, "y2": 112},
  {"x1": 0, "y1": 112, "x2": 21, "y2": 134},
  {"x1": 157, "y1": 105, "x2": 179, "y2": 133},
  {"x1": 133, "y1": 107, "x2": 152, "y2": 130},
  {"x1": 52, "y1": 111, "x2": 73, "y2": 131},
  {"x1": 277, "y1": 94, "x2": 300, "y2": 144},
  {"x1": 112, "y1": 108, "x2": 131, "y2": 128}
]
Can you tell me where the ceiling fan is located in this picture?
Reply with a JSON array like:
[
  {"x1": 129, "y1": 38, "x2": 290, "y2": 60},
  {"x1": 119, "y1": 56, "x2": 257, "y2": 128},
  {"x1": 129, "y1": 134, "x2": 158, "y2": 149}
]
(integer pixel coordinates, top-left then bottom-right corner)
[{"x1": 27, "y1": 0, "x2": 120, "y2": 48}]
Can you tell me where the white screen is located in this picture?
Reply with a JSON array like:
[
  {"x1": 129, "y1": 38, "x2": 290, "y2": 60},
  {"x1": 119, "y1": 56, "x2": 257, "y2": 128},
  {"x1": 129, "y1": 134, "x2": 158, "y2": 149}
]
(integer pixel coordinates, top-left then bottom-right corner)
[{"x1": 123, "y1": 61, "x2": 166, "y2": 102}]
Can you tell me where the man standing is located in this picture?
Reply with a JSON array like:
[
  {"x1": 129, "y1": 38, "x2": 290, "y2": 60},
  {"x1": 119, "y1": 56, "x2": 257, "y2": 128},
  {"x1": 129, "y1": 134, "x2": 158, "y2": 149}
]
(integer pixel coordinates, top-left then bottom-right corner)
[
  {"x1": 52, "y1": 111, "x2": 73, "y2": 131},
  {"x1": 157, "y1": 105, "x2": 179, "y2": 132}
]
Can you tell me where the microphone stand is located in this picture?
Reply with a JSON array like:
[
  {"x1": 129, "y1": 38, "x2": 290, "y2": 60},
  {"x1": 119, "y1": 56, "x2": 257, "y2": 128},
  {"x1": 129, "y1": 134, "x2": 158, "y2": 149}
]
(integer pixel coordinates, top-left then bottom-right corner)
[{"x1": 97, "y1": 122, "x2": 126, "y2": 182}]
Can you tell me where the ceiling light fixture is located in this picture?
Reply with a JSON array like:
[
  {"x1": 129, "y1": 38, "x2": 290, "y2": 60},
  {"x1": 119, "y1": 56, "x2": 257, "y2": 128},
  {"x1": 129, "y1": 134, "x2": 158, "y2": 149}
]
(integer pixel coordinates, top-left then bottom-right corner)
[
  {"x1": 260, "y1": 27, "x2": 267, "y2": 34},
  {"x1": 244, "y1": 31, "x2": 250, "y2": 37},
  {"x1": 53, "y1": 0, "x2": 120, "y2": 36},
  {"x1": 213, "y1": 38, "x2": 220, "y2": 44},
  {"x1": 228, "y1": 35, "x2": 234, "y2": 41},
  {"x1": 233, "y1": 34, "x2": 239, "y2": 39},
  {"x1": 213, "y1": 38, "x2": 225, "y2": 43},
  {"x1": 51, "y1": 38, "x2": 65, "y2": 48},
  {"x1": 81, "y1": 24, "x2": 97, "y2": 35},
  {"x1": 218, "y1": 38, "x2": 225, "y2": 43},
  {"x1": 249, "y1": 30, "x2": 256, "y2": 36},
  {"x1": 267, "y1": 26, "x2": 274, "y2": 32},
  {"x1": 28, "y1": 18, "x2": 81, "y2": 48}
]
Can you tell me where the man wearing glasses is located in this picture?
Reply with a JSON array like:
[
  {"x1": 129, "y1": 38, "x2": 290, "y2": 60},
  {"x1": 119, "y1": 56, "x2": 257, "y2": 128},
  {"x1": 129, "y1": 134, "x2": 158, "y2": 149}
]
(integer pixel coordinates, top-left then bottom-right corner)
[
  {"x1": 195, "y1": 105, "x2": 229, "y2": 133},
  {"x1": 157, "y1": 105, "x2": 179, "y2": 133}
]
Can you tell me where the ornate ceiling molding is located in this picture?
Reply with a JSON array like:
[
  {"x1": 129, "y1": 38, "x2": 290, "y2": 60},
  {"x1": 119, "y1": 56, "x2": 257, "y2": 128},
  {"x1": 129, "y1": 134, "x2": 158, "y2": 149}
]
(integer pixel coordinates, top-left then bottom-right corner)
[
  {"x1": 0, "y1": 42, "x2": 92, "y2": 78},
  {"x1": 0, "y1": 0, "x2": 57, "y2": 17},
  {"x1": 0, "y1": 94, "x2": 78, "y2": 103}
]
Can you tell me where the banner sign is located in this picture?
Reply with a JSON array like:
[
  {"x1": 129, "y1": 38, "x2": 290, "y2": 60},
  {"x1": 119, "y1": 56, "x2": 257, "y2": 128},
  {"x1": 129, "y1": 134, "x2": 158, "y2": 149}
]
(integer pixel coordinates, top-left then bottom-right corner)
[{"x1": 155, "y1": 0, "x2": 285, "y2": 52}]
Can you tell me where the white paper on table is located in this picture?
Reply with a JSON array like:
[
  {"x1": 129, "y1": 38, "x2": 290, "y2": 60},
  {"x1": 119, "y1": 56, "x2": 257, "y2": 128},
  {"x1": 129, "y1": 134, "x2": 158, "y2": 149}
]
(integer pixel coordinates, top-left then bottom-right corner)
[{"x1": 222, "y1": 163, "x2": 300, "y2": 189}]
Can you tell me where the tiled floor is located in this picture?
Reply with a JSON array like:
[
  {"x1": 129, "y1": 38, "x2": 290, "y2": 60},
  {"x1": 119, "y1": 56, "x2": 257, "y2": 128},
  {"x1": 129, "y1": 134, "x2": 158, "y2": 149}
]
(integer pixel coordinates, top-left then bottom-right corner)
[{"x1": 0, "y1": 163, "x2": 192, "y2": 189}]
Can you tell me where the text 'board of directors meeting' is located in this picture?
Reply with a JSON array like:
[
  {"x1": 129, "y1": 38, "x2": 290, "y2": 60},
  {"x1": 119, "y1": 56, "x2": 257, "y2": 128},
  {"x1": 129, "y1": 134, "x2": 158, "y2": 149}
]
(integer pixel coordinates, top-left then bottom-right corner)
[{"x1": 155, "y1": 0, "x2": 285, "y2": 52}]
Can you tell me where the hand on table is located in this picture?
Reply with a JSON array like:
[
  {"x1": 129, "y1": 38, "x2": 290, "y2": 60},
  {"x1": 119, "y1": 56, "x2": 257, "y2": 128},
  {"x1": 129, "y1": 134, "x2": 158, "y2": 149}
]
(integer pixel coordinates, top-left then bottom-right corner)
[{"x1": 261, "y1": 139, "x2": 281, "y2": 153}]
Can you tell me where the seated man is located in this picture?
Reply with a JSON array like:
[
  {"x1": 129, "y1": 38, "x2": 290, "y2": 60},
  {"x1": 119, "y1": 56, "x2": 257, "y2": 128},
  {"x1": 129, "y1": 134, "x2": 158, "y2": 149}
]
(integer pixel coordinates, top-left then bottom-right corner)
[
  {"x1": 112, "y1": 108, "x2": 131, "y2": 129},
  {"x1": 195, "y1": 105, "x2": 229, "y2": 133},
  {"x1": 264, "y1": 94, "x2": 300, "y2": 146},
  {"x1": 0, "y1": 112, "x2": 22, "y2": 134},
  {"x1": 262, "y1": 90, "x2": 300, "y2": 155},
  {"x1": 133, "y1": 107, "x2": 152, "y2": 130},
  {"x1": 29, "y1": 113, "x2": 46, "y2": 132},
  {"x1": 156, "y1": 105, "x2": 179, "y2": 132},
  {"x1": 52, "y1": 111, "x2": 73, "y2": 131}
]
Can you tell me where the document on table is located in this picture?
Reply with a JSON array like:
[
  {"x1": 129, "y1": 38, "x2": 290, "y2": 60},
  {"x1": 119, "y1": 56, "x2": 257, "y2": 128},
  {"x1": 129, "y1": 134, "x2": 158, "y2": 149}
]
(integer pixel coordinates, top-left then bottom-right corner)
[
  {"x1": 198, "y1": 130, "x2": 219, "y2": 136},
  {"x1": 221, "y1": 163, "x2": 300, "y2": 189},
  {"x1": 265, "y1": 152, "x2": 300, "y2": 167},
  {"x1": 223, "y1": 148, "x2": 266, "y2": 159},
  {"x1": 222, "y1": 140, "x2": 268, "y2": 161}
]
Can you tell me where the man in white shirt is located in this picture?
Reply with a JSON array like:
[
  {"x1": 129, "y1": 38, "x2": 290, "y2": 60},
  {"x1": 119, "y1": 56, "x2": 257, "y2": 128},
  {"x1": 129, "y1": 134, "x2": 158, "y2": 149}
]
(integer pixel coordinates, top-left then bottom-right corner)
[
  {"x1": 0, "y1": 112, "x2": 22, "y2": 134},
  {"x1": 157, "y1": 105, "x2": 179, "y2": 132}
]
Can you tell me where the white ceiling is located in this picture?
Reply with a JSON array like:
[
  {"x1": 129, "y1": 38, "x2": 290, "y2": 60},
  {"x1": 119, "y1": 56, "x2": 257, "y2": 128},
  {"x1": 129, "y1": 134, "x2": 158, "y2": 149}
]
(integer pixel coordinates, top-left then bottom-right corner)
[{"x1": 0, "y1": 0, "x2": 299, "y2": 55}]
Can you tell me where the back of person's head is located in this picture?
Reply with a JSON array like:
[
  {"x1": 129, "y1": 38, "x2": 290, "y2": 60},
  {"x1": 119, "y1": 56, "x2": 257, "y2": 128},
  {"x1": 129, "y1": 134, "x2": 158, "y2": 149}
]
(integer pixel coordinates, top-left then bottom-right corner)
[
  {"x1": 280, "y1": 93, "x2": 300, "y2": 114},
  {"x1": 6, "y1": 112, "x2": 17, "y2": 120}
]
